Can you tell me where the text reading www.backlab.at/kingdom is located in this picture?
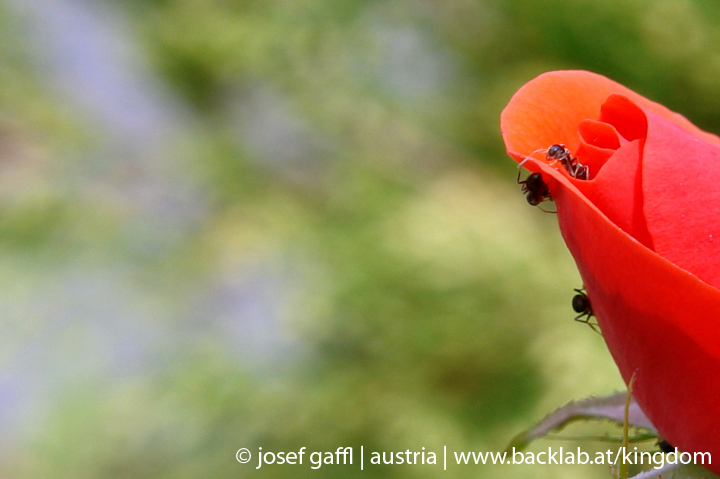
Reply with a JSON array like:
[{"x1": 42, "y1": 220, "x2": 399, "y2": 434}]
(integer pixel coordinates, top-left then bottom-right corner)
[{"x1": 235, "y1": 446, "x2": 710, "y2": 471}]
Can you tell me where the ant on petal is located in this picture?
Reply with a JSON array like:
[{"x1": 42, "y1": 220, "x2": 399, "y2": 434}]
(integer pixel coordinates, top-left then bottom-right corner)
[
  {"x1": 517, "y1": 171, "x2": 556, "y2": 213},
  {"x1": 517, "y1": 171, "x2": 551, "y2": 206},
  {"x1": 656, "y1": 439, "x2": 675, "y2": 454},
  {"x1": 572, "y1": 288, "x2": 600, "y2": 334},
  {"x1": 547, "y1": 144, "x2": 589, "y2": 180}
]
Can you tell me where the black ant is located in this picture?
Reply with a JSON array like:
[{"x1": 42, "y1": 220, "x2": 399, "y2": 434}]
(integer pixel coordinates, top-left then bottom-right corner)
[
  {"x1": 547, "y1": 144, "x2": 589, "y2": 180},
  {"x1": 656, "y1": 439, "x2": 674, "y2": 454},
  {"x1": 517, "y1": 171, "x2": 554, "y2": 213},
  {"x1": 572, "y1": 288, "x2": 600, "y2": 334}
]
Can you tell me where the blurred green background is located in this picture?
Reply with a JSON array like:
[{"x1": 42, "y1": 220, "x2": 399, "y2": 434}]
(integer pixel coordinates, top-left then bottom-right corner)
[{"x1": 0, "y1": 0, "x2": 716, "y2": 477}]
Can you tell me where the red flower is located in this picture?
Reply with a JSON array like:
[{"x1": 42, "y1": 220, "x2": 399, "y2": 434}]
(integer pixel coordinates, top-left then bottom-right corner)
[{"x1": 501, "y1": 70, "x2": 720, "y2": 471}]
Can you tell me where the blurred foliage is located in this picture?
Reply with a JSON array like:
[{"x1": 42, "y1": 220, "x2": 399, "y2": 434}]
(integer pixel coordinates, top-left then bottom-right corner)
[{"x1": 0, "y1": 0, "x2": 715, "y2": 478}]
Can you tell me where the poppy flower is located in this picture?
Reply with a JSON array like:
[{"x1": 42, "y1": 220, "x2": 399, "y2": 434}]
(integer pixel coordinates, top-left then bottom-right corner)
[{"x1": 501, "y1": 70, "x2": 720, "y2": 472}]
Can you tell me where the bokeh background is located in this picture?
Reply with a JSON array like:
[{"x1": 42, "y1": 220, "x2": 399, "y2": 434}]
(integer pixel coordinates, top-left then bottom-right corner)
[{"x1": 0, "y1": 0, "x2": 717, "y2": 477}]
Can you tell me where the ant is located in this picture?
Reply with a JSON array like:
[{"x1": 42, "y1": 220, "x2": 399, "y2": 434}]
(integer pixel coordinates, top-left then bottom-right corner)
[
  {"x1": 572, "y1": 288, "x2": 600, "y2": 334},
  {"x1": 656, "y1": 439, "x2": 675, "y2": 454},
  {"x1": 547, "y1": 144, "x2": 589, "y2": 180},
  {"x1": 517, "y1": 171, "x2": 554, "y2": 211}
]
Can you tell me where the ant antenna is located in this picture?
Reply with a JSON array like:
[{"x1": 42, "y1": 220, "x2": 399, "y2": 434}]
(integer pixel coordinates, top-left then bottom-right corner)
[{"x1": 517, "y1": 148, "x2": 547, "y2": 169}]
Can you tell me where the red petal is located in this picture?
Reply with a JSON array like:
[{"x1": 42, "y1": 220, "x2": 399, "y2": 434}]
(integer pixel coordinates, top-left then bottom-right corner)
[
  {"x1": 574, "y1": 140, "x2": 653, "y2": 248},
  {"x1": 577, "y1": 119, "x2": 622, "y2": 150},
  {"x1": 553, "y1": 177, "x2": 720, "y2": 474},
  {"x1": 642, "y1": 110, "x2": 720, "y2": 289},
  {"x1": 502, "y1": 72, "x2": 613, "y2": 157},
  {"x1": 501, "y1": 71, "x2": 720, "y2": 160},
  {"x1": 598, "y1": 94, "x2": 647, "y2": 142},
  {"x1": 576, "y1": 119, "x2": 621, "y2": 176}
]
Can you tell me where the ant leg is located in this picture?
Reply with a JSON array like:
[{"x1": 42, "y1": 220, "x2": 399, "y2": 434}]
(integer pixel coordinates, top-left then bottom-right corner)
[{"x1": 574, "y1": 314, "x2": 602, "y2": 335}]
